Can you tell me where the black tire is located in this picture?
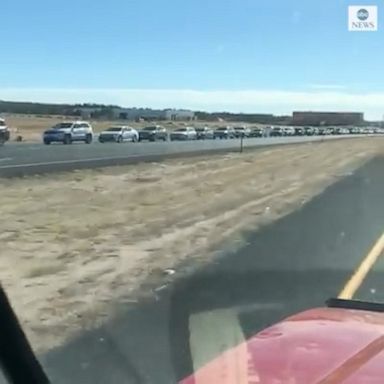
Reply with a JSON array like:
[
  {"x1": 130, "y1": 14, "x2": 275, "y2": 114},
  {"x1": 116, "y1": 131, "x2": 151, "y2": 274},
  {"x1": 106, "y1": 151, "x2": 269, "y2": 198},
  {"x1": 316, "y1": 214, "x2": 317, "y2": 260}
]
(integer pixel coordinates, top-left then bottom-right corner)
[
  {"x1": 63, "y1": 135, "x2": 72, "y2": 145},
  {"x1": 44, "y1": 139, "x2": 51, "y2": 145},
  {"x1": 85, "y1": 134, "x2": 93, "y2": 144},
  {"x1": 132, "y1": 135, "x2": 138, "y2": 143},
  {"x1": 98, "y1": 139, "x2": 104, "y2": 143}
]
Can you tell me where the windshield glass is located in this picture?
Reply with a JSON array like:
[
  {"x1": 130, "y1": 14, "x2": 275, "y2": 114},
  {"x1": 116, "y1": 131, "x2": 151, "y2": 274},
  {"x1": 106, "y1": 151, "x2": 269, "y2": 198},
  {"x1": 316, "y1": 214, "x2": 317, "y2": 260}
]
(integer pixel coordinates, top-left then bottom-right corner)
[
  {"x1": 106, "y1": 127, "x2": 122, "y2": 132},
  {"x1": 53, "y1": 123, "x2": 73, "y2": 129},
  {"x1": 2, "y1": 1, "x2": 384, "y2": 384}
]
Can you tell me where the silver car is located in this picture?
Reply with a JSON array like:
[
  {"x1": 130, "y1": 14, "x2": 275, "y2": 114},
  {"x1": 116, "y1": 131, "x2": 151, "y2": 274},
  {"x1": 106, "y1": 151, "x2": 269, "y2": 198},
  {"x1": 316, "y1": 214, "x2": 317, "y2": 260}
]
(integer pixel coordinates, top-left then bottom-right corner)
[
  {"x1": 98, "y1": 126, "x2": 139, "y2": 143},
  {"x1": 282, "y1": 126, "x2": 295, "y2": 136},
  {"x1": 170, "y1": 127, "x2": 197, "y2": 141},
  {"x1": 195, "y1": 127, "x2": 214, "y2": 140},
  {"x1": 214, "y1": 126, "x2": 236, "y2": 139},
  {"x1": 43, "y1": 121, "x2": 93, "y2": 145},
  {"x1": 234, "y1": 126, "x2": 251, "y2": 138}
]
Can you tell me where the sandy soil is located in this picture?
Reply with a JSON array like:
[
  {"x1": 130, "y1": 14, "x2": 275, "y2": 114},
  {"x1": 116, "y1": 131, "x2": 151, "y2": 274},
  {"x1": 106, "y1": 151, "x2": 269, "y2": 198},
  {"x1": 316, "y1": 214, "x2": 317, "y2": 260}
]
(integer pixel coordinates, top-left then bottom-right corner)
[{"x1": 0, "y1": 138, "x2": 383, "y2": 353}]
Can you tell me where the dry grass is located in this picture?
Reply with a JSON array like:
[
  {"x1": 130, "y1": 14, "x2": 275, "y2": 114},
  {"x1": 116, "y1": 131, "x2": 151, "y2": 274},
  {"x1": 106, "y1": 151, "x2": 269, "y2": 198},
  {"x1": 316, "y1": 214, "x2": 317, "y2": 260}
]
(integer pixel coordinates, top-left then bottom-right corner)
[
  {"x1": 0, "y1": 138, "x2": 382, "y2": 353},
  {"x1": 24, "y1": 264, "x2": 65, "y2": 279}
]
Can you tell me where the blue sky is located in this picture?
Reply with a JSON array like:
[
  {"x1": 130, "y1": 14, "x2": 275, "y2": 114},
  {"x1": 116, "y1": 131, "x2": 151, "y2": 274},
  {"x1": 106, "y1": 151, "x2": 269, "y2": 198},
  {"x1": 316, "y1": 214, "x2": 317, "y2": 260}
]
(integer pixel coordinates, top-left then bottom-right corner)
[{"x1": 1, "y1": 0, "x2": 384, "y2": 118}]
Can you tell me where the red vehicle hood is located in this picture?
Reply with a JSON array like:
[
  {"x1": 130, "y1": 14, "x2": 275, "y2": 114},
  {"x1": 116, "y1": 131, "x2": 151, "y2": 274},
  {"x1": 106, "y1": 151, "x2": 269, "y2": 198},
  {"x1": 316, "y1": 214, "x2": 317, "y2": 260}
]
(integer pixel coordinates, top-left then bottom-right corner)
[{"x1": 180, "y1": 307, "x2": 384, "y2": 384}]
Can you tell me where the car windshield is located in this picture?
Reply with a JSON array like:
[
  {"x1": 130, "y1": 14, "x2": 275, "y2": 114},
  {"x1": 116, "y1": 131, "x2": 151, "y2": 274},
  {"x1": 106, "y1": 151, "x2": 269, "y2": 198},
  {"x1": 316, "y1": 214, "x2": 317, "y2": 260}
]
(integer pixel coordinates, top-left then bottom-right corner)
[
  {"x1": 2, "y1": 1, "x2": 384, "y2": 384},
  {"x1": 53, "y1": 123, "x2": 73, "y2": 129},
  {"x1": 106, "y1": 127, "x2": 122, "y2": 132}
]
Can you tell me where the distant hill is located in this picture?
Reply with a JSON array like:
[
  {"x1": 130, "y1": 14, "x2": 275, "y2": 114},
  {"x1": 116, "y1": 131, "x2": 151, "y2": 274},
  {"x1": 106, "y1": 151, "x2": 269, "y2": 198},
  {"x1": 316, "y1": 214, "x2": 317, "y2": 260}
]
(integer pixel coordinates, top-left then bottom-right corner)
[
  {"x1": 0, "y1": 100, "x2": 288, "y2": 123},
  {"x1": 0, "y1": 101, "x2": 118, "y2": 117}
]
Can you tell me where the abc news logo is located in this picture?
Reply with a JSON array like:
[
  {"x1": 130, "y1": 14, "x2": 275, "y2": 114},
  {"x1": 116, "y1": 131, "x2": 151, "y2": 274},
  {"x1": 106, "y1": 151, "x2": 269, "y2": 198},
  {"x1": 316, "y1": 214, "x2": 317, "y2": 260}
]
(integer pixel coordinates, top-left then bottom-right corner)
[{"x1": 349, "y1": 6, "x2": 378, "y2": 31}]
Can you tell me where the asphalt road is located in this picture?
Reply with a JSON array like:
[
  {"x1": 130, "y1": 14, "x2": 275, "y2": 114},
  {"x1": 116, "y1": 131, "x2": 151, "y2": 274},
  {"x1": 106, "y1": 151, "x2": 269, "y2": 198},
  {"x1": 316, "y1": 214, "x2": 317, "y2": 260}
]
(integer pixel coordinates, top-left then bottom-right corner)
[
  {"x1": 0, "y1": 135, "x2": 362, "y2": 176},
  {"x1": 13, "y1": 155, "x2": 380, "y2": 384}
]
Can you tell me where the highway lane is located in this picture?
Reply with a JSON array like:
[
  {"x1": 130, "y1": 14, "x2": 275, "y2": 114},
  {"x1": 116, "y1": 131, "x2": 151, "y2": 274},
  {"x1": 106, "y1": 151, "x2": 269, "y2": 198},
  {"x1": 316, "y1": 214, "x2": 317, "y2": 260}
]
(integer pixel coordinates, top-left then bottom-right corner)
[
  {"x1": 20, "y1": 155, "x2": 383, "y2": 384},
  {"x1": 356, "y1": 254, "x2": 384, "y2": 304},
  {"x1": 0, "y1": 135, "x2": 365, "y2": 176}
]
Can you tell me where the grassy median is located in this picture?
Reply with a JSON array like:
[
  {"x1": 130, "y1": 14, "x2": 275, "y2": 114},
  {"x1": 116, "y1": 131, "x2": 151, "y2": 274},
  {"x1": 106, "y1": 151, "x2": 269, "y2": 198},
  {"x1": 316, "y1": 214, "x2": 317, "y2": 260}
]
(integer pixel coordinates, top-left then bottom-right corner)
[{"x1": 0, "y1": 138, "x2": 382, "y2": 352}]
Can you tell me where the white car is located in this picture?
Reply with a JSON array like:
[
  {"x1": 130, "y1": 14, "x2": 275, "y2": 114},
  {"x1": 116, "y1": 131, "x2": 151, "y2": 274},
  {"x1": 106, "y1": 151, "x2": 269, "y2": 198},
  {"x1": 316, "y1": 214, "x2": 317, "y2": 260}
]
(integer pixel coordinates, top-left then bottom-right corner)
[
  {"x1": 0, "y1": 118, "x2": 10, "y2": 144},
  {"x1": 283, "y1": 126, "x2": 295, "y2": 136},
  {"x1": 98, "y1": 126, "x2": 139, "y2": 143},
  {"x1": 340, "y1": 128, "x2": 350, "y2": 135},
  {"x1": 43, "y1": 121, "x2": 93, "y2": 144},
  {"x1": 214, "y1": 126, "x2": 236, "y2": 139},
  {"x1": 270, "y1": 126, "x2": 284, "y2": 137},
  {"x1": 234, "y1": 126, "x2": 251, "y2": 138},
  {"x1": 170, "y1": 127, "x2": 197, "y2": 141}
]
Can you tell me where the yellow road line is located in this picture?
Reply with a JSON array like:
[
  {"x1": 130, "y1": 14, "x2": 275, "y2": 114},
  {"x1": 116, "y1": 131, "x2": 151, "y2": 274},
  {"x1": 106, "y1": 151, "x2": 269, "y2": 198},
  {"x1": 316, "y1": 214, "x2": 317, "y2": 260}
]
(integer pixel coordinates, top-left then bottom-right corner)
[{"x1": 338, "y1": 232, "x2": 384, "y2": 300}]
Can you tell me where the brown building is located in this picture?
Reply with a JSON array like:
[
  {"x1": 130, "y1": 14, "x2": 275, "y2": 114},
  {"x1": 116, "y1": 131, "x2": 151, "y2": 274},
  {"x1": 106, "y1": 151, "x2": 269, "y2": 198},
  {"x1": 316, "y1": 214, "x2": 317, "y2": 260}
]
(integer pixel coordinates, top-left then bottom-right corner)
[{"x1": 292, "y1": 111, "x2": 364, "y2": 126}]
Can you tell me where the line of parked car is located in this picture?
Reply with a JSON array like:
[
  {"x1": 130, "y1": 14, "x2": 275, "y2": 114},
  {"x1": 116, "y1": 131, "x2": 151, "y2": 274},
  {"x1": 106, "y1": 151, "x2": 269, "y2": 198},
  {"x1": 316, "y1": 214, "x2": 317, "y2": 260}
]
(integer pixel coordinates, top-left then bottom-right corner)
[
  {"x1": 36, "y1": 120, "x2": 384, "y2": 145},
  {"x1": 268, "y1": 126, "x2": 383, "y2": 136}
]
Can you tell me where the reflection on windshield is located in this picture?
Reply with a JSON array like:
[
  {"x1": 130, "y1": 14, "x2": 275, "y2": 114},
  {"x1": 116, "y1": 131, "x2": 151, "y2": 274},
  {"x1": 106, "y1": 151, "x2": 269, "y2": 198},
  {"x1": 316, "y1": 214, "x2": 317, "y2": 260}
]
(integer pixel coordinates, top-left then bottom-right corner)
[{"x1": 53, "y1": 123, "x2": 72, "y2": 129}]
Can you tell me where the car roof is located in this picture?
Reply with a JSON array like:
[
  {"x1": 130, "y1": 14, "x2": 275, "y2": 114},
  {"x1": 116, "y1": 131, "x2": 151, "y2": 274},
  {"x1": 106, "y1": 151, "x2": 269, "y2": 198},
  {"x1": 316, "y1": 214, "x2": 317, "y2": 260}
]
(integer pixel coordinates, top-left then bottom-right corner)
[
  {"x1": 181, "y1": 306, "x2": 384, "y2": 384},
  {"x1": 59, "y1": 121, "x2": 90, "y2": 124}
]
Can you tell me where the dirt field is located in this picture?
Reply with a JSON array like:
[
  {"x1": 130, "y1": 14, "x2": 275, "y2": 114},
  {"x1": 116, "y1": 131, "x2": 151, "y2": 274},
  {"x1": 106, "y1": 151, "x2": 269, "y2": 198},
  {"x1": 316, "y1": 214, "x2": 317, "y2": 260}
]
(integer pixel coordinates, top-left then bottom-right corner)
[
  {"x1": 3, "y1": 114, "x2": 226, "y2": 142},
  {"x1": 1, "y1": 138, "x2": 383, "y2": 353}
]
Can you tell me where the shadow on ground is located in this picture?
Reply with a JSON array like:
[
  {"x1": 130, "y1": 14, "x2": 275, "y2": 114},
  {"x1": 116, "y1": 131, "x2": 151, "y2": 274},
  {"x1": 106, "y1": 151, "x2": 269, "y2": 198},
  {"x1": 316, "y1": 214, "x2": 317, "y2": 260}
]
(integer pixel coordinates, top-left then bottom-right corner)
[{"x1": 33, "y1": 156, "x2": 384, "y2": 384}]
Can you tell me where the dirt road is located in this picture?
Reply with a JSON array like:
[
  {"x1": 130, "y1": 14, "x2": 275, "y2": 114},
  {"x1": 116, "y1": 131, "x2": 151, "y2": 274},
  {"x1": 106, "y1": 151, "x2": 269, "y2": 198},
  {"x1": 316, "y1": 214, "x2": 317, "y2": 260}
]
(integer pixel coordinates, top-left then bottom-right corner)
[{"x1": 0, "y1": 138, "x2": 382, "y2": 352}]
